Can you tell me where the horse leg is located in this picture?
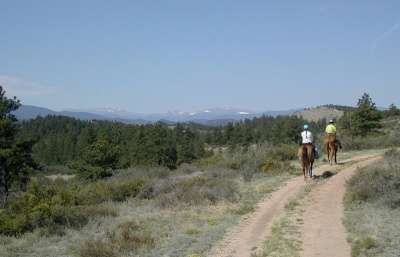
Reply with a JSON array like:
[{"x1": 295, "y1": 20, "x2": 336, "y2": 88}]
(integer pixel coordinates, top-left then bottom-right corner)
[
  {"x1": 304, "y1": 161, "x2": 310, "y2": 179},
  {"x1": 326, "y1": 144, "x2": 330, "y2": 163},
  {"x1": 334, "y1": 148, "x2": 337, "y2": 164}
]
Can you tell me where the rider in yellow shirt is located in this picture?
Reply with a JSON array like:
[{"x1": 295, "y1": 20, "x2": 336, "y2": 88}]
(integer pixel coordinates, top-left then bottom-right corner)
[
  {"x1": 325, "y1": 119, "x2": 342, "y2": 149},
  {"x1": 325, "y1": 122, "x2": 337, "y2": 134}
]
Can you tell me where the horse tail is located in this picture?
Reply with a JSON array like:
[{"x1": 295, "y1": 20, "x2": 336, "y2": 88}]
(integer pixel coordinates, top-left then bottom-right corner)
[
  {"x1": 326, "y1": 141, "x2": 330, "y2": 155},
  {"x1": 307, "y1": 145, "x2": 313, "y2": 162},
  {"x1": 302, "y1": 145, "x2": 308, "y2": 162}
]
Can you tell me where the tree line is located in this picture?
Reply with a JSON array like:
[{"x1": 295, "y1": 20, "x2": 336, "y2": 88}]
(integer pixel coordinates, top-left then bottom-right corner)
[
  {"x1": 1, "y1": 84, "x2": 399, "y2": 203},
  {"x1": 17, "y1": 93, "x2": 398, "y2": 171},
  {"x1": 17, "y1": 113, "x2": 317, "y2": 168},
  {"x1": 19, "y1": 117, "x2": 206, "y2": 170}
]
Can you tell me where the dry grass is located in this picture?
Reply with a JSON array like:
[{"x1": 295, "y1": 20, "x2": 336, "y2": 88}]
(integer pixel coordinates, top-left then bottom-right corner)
[
  {"x1": 344, "y1": 149, "x2": 400, "y2": 257},
  {"x1": 0, "y1": 144, "x2": 295, "y2": 257},
  {"x1": 1, "y1": 145, "x2": 385, "y2": 257},
  {"x1": 253, "y1": 184, "x2": 315, "y2": 257}
]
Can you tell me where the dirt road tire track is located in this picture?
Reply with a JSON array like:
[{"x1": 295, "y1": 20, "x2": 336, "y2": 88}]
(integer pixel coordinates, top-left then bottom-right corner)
[
  {"x1": 207, "y1": 154, "x2": 381, "y2": 257},
  {"x1": 300, "y1": 156, "x2": 382, "y2": 257}
]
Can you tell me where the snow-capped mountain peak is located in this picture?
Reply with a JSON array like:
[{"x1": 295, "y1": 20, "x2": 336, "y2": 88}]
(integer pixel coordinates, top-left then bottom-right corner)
[{"x1": 16, "y1": 105, "x2": 299, "y2": 125}]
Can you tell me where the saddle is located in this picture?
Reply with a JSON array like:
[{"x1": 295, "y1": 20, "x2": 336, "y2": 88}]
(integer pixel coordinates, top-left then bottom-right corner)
[{"x1": 325, "y1": 134, "x2": 336, "y2": 144}]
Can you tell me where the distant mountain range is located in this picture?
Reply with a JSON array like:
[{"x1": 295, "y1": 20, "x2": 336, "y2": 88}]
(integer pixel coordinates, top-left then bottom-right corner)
[
  {"x1": 12, "y1": 105, "x2": 298, "y2": 125},
  {"x1": 14, "y1": 104, "x2": 368, "y2": 125},
  {"x1": 13, "y1": 105, "x2": 150, "y2": 124}
]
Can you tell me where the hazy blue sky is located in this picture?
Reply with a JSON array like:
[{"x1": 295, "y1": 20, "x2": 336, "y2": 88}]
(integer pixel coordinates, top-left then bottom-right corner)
[{"x1": 1, "y1": 1, "x2": 399, "y2": 113}]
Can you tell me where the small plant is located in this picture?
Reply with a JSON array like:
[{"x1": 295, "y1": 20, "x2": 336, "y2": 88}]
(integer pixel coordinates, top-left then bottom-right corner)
[
  {"x1": 285, "y1": 199, "x2": 299, "y2": 211},
  {"x1": 108, "y1": 221, "x2": 155, "y2": 252},
  {"x1": 185, "y1": 228, "x2": 201, "y2": 235},
  {"x1": 143, "y1": 175, "x2": 239, "y2": 208},
  {"x1": 207, "y1": 218, "x2": 218, "y2": 226},
  {"x1": 233, "y1": 201, "x2": 255, "y2": 215},
  {"x1": 80, "y1": 239, "x2": 117, "y2": 257},
  {"x1": 80, "y1": 220, "x2": 155, "y2": 257},
  {"x1": 351, "y1": 237, "x2": 378, "y2": 257}
]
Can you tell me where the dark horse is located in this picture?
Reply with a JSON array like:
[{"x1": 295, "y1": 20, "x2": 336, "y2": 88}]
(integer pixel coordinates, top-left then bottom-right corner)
[
  {"x1": 325, "y1": 134, "x2": 338, "y2": 165},
  {"x1": 299, "y1": 144, "x2": 314, "y2": 179}
]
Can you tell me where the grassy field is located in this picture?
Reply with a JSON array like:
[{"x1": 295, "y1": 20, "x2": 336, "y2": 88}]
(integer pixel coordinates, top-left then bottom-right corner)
[
  {"x1": 344, "y1": 149, "x2": 400, "y2": 257},
  {"x1": 0, "y1": 143, "x2": 396, "y2": 257},
  {"x1": 0, "y1": 145, "x2": 297, "y2": 257}
]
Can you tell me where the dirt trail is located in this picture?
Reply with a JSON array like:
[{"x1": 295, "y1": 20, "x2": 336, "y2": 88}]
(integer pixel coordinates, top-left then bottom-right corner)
[
  {"x1": 300, "y1": 155, "x2": 382, "y2": 257},
  {"x1": 207, "y1": 154, "x2": 381, "y2": 257}
]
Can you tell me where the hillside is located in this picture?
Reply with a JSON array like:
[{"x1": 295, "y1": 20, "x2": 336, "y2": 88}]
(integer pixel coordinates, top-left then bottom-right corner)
[
  {"x1": 293, "y1": 106, "x2": 345, "y2": 122},
  {"x1": 12, "y1": 105, "x2": 57, "y2": 119}
]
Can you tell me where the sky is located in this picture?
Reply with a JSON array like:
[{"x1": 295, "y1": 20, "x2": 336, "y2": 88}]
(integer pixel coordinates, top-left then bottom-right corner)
[{"x1": 0, "y1": 0, "x2": 399, "y2": 113}]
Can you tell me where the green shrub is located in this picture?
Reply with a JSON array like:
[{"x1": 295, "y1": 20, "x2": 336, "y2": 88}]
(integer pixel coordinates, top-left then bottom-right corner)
[
  {"x1": 346, "y1": 149, "x2": 400, "y2": 208},
  {"x1": 40, "y1": 165, "x2": 75, "y2": 175},
  {"x1": 344, "y1": 151, "x2": 400, "y2": 257},
  {"x1": 220, "y1": 144, "x2": 297, "y2": 181},
  {"x1": 0, "y1": 175, "x2": 144, "y2": 236},
  {"x1": 0, "y1": 182, "x2": 90, "y2": 236},
  {"x1": 76, "y1": 178, "x2": 145, "y2": 205},
  {"x1": 259, "y1": 159, "x2": 283, "y2": 173},
  {"x1": 194, "y1": 153, "x2": 224, "y2": 168},
  {"x1": 185, "y1": 228, "x2": 201, "y2": 235},
  {"x1": 266, "y1": 144, "x2": 298, "y2": 162},
  {"x1": 142, "y1": 175, "x2": 239, "y2": 208},
  {"x1": 351, "y1": 237, "x2": 378, "y2": 257},
  {"x1": 193, "y1": 144, "x2": 297, "y2": 181},
  {"x1": 340, "y1": 129, "x2": 400, "y2": 151},
  {"x1": 0, "y1": 210, "x2": 30, "y2": 235},
  {"x1": 80, "y1": 220, "x2": 155, "y2": 257},
  {"x1": 108, "y1": 221, "x2": 155, "y2": 251},
  {"x1": 232, "y1": 201, "x2": 255, "y2": 215},
  {"x1": 69, "y1": 161, "x2": 113, "y2": 181}
]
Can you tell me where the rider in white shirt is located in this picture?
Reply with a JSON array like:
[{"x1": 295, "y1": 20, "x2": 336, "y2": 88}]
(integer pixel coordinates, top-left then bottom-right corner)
[
  {"x1": 301, "y1": 124, "x2": 313, "y2": 144},
  {"x1": 301, "y1": 124, "x2": 318, "y2": 158}
]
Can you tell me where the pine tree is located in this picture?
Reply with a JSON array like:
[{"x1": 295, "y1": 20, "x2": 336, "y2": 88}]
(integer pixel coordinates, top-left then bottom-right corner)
[
  {"x1": 0, "y1": 86, "x2": 37, "y2": 206},
  {"x1": 351, "y1": 93, "x2": 382, "y2": 136},
  {"x1": 176, "y1": 124, "x2": 197, "y2": 164},
  {"x1": 70, "y1": 138, "x2": 121, "y2": 180},
  {"x1": 386, "y1": 103, "x2": 400, "y2": 117}
]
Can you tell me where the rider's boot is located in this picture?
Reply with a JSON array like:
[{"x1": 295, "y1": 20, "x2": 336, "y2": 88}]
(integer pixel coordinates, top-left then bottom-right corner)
[
  {"x1": 314, "y1": 146, "x2": 319, "y2": 159},
  {"x1": 337, "y1": 139, "x2": 343, "y2": 149}
]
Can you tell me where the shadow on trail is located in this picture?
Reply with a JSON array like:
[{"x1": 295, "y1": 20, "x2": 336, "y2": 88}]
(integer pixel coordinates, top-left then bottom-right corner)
[{"x1": 312, "y1": 170, "x2": 337, "y2": 180}]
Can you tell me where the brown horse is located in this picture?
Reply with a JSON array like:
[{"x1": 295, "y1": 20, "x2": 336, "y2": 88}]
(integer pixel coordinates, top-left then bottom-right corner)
[
  {"x1": 325, "y1": 134, "x2": 338, "y2": 165},
  {"x1": 298, "y1": 144, "x2": 314, "y2": 179}
]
